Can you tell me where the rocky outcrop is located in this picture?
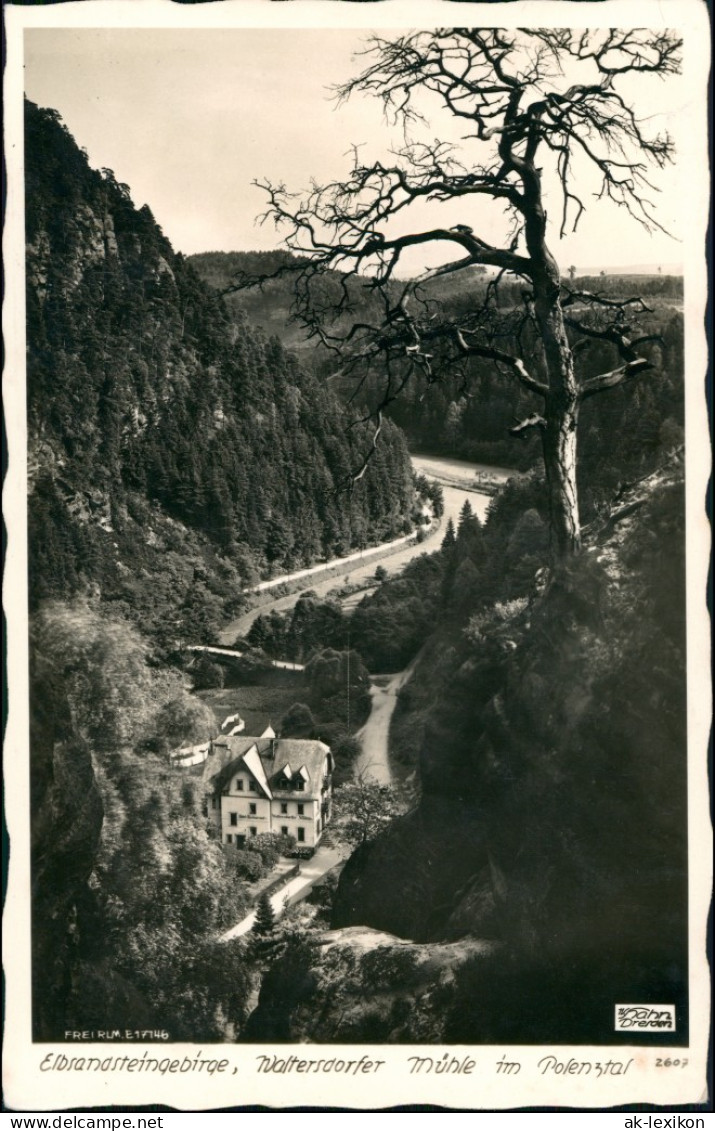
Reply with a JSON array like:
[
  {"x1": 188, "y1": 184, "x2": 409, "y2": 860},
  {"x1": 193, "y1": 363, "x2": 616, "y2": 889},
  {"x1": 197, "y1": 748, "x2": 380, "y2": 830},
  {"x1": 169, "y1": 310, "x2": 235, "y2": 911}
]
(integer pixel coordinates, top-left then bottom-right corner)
[
  {"x1": 281, "y1": 464, "x2": 689, "y2": 1044},
  {"x1": 332, "y1": 801, "x2": 497, "y2": 942},
  {"x1": 244, "y1": 927, "x2": 499, "y2": 1043},
  {"x1": 30, "y1": 653, "x2": 104, "y2": 1039}
]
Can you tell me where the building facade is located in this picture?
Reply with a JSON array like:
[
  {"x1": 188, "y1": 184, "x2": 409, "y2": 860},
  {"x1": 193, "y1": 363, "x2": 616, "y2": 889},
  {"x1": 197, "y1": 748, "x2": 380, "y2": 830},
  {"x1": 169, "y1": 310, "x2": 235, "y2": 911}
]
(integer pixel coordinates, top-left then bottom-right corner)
[{"x1": 203, "y1": 734, "x2": 333, "y2": 851}]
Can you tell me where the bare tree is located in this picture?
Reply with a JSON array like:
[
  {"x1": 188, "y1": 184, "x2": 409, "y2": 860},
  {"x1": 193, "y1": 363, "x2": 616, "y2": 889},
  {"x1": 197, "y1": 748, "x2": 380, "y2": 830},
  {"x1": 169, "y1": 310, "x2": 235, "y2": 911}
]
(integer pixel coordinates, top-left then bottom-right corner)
[{"x1": 229, "y1": 28, "x2": 681, "y2": 560}]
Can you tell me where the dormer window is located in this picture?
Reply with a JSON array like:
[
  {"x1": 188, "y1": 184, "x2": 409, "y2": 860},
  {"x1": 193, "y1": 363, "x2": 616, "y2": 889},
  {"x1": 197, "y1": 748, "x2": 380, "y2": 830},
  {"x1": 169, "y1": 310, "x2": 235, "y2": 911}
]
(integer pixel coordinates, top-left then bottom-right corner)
[{"x1": 294, "y1": 779, "x2": 305, "y2": 792}]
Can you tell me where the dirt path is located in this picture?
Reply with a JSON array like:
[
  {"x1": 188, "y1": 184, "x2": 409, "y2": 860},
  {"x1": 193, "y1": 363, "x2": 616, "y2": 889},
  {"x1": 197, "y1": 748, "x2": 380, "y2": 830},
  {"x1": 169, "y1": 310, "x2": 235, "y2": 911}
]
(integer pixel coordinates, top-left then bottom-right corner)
[
  {"x1": 354, "y1": 653, "x2": 422, "y2": 786},
  {"x1": 219, "y1": 842, "x2": 348, "y2": 941}
]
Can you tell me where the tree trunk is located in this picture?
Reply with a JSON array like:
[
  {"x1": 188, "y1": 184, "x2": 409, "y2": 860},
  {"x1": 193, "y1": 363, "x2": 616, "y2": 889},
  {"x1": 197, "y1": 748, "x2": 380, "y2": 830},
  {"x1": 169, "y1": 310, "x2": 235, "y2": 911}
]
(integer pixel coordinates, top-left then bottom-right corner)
[
  {"x1": 533, "y1": 277, "x2": 582, "y2": 561},
  {"x1": 542, "y1": 391, "x2": 581, "y2": 559}
]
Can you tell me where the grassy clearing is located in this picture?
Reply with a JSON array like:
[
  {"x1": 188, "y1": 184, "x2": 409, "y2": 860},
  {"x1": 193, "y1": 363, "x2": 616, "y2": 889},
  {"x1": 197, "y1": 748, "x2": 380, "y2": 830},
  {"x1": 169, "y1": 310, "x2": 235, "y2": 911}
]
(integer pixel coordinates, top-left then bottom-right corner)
[{"x1": 198, "y1": 672, "x2": 307, "y2": 735}]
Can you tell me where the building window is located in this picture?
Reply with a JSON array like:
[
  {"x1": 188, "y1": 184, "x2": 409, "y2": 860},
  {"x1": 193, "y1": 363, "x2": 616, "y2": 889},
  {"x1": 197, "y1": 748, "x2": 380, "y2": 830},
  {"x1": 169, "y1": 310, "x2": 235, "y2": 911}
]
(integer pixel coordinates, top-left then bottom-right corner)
[
  {"x1": 297, "y1": 803, "x2": 304, "y2": 816},
  {"x1": 280, "y1": 803, "x2": 288, "y2": 815},
  {"x1": 249, "y1": 803, "x2": 257, "y2": 815},
  {"x1": 297, "y1": 827, "x2": 305, "y2": 843},
  {"x1": 295, "y1": 779, "x2": 305, "y2": 792},
  {"x1": 281, "y1": 826, "x2": 289, "y2": 837},
  {"x1": 248, "y1": 780, "x2": 257, "y2": 792},
  {"x1": 249, "y1": 827, "x2": 257, "y2": 837},
  {"x1": 236, "y1": 779, "x2": 244, "y2": 791},
  {"x1": 230, "y1": 813, "x2": 238, "y2": 826},
  {"x1": 226, "y1": 834, "x2": 233, "y2": 844}
]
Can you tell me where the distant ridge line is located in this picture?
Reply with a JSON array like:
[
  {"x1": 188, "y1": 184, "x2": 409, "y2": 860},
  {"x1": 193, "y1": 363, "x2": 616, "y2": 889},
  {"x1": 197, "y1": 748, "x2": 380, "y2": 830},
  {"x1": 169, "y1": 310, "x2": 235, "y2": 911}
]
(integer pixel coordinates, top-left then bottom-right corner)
[{"x1": 573, "y1": 263, "x2": 683, "y2": 276}]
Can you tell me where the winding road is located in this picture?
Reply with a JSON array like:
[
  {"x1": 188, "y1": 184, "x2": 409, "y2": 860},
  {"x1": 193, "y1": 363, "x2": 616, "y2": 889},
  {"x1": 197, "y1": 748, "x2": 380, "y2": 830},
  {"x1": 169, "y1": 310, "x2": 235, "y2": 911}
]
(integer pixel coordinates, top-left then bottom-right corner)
[
  {"x1": 217, "y1": 526, "x2": 441, "y2": 645},
  {"x1": 351, "y1": 458, "x2": 517, "y2": 786},
  {"x1": 218, "y1": 455, "x2": 516, "y2": 646}
]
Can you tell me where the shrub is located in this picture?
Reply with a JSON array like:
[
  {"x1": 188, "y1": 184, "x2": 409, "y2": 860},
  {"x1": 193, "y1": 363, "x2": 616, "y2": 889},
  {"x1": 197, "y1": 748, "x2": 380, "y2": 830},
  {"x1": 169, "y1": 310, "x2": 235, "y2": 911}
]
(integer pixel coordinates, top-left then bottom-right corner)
[
  {"x1": 232, "y1": 850, "x2": 264, "y2": 883},
  {"x1": 279, "y1": 702, "x2": 316, "y2": 738},
  {"x1": 191, "y1": 656, "x2": 225, "y2": 690},
  {"x1": 247, "y1": 832, "x2": 295, "y2": 869}
]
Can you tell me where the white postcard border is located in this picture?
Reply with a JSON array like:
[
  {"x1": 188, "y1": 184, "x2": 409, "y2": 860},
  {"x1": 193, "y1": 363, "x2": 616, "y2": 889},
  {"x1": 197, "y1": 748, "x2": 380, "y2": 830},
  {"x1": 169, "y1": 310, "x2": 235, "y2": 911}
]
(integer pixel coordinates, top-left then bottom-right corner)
[{"x1": 3, "y1": 0, "x2": 711, "y2": 1112}]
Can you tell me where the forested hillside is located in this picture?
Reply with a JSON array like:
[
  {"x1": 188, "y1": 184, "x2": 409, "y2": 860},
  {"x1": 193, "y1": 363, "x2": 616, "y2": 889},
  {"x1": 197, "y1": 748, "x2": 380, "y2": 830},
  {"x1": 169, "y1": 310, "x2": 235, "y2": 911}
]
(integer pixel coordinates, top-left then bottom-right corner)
[
  {"x1": 191, "y1": 252, "x2": 683, "y2": 494},
  {"x1": 23, "y1": 99, "x2": 414, "y2": 1039},
  {"x1": 26, "y1": 100, "x2": 414, "y2": 648},
  {"x1": 31, "y1": 600, "x2": 253, "y2": 1040}
]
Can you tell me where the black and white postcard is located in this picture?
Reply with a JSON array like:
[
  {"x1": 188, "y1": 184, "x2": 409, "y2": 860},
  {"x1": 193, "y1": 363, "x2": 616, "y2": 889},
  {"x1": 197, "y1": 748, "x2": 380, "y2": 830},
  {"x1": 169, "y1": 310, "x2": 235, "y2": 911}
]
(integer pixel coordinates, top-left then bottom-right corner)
[{"x1": 3, "y1": 0, "x2": 711, "y2": 1112}]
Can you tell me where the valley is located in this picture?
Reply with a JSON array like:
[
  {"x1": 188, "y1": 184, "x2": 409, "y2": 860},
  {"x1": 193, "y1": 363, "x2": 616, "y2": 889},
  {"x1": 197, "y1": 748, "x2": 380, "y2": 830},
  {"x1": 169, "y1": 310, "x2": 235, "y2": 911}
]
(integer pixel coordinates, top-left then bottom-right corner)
[{"x1": 22, "y1": 89, "x2": 689, "y2": 1052}]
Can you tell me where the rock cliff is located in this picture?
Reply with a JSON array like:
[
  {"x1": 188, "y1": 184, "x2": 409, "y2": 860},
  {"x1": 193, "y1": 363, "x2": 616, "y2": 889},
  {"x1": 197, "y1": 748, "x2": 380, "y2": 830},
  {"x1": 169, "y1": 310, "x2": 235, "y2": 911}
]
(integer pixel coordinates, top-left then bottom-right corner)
[{"x1": 247, "y1": 462, "x2": 688, "y2": 1044}]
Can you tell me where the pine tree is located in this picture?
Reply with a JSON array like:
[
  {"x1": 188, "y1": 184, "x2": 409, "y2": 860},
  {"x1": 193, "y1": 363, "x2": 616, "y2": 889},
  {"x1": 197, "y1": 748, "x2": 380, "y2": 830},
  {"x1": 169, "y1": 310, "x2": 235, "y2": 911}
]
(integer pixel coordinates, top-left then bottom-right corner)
[
  {"x1": 457, "y1": 498, "x2": 474, "y2": 536},
  {"x1": 441, "y1": 518, "x2": 456, "y2": 551},
  {"x1": 439, "y1": 517, "x2": 458, "y2": 607},
  {"x1": 252, "y1": 892, "x2": 276, "y2": 937}
]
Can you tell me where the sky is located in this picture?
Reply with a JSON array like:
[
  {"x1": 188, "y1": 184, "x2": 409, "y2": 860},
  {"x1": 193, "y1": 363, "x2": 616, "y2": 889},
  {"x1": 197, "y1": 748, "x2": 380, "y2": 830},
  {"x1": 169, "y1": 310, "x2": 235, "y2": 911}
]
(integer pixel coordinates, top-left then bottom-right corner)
[{"x1": 24, "y1": 27, "x2": 686, "y2": 273}]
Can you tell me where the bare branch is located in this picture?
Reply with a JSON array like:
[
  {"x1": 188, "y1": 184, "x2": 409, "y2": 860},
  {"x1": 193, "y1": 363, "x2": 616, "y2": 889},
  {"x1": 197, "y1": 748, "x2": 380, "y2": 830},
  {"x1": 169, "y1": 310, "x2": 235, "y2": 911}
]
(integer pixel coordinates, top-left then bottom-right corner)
[
  {"x1": 350, "y1": 410, "x2": 383, "y2": 484},
  {"x1": 561, "y1": 287, "x2": 654, "y2": 315},
  {"x1": 453, "y1": 329, "x2": 548, "y2": 396},
  {"x1": 579, "y1": 358, "x2": 652, "y2": 400},
  {"x1": 510, "y1": 413, "x2": 547, "y2": 435},
  {"x1": 235, "y1": 27, "x2": 680, "y2": 559}
]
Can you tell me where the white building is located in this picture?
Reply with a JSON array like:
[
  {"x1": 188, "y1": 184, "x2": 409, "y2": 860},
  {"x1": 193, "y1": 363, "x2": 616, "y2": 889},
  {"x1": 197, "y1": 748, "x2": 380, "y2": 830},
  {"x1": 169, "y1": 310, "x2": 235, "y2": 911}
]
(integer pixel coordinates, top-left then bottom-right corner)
[{"x1": 203, "y1": 734, "x2": 333, "y2": 851}]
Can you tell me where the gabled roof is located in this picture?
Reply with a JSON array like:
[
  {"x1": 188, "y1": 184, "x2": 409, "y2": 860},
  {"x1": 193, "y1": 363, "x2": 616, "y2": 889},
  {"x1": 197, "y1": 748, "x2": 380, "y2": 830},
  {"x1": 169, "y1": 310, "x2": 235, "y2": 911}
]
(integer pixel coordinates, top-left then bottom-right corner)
[
  {"x1": 202, "y1": 736, "x2": 256, "y2": 792},
  {"x1": 242, "y1": 744, "x2": 273, "y2": 800},
  {"x1": 204, "y1": 736, "x2": 332, "y2": 801}
]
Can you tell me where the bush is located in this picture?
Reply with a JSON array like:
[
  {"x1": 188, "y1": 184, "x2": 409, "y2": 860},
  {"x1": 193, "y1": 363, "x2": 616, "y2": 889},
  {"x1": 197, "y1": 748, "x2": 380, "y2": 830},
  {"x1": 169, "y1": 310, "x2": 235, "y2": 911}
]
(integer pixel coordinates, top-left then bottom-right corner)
[
  {"x1": 247, "y1": 832, "x2": 295, "y2": 869},
  {"x1": 191, "y1": 656, "x2": 226, "y2": 691},
  {"x1": 305, "y1": 870, "x2": 340, "y2": 922},
  {"x1": 279, "y1": 702, "x2": 316, "y2": 738},
  {"x1": 232, "y1": 849, "x2": 264, "y2": 883},
  {"x1": 332, "y1": 735, "x2": 362, "y2": 785}
]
